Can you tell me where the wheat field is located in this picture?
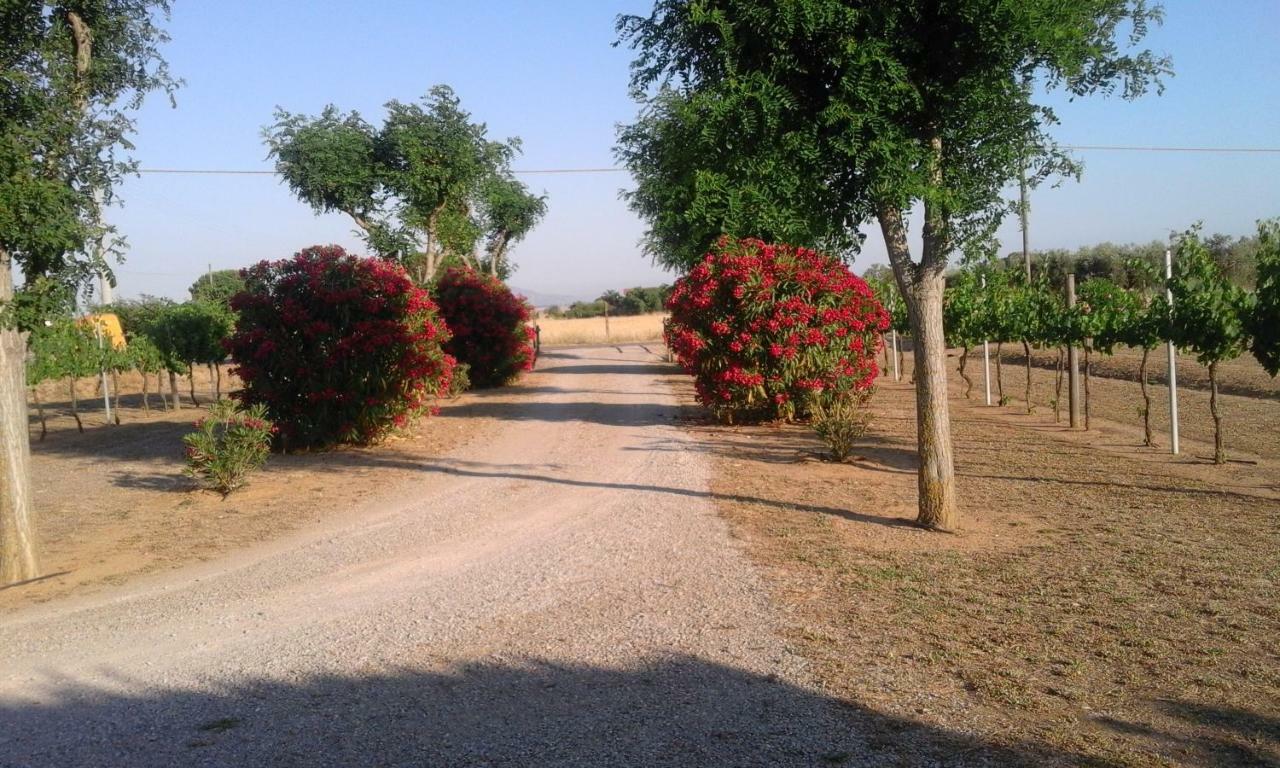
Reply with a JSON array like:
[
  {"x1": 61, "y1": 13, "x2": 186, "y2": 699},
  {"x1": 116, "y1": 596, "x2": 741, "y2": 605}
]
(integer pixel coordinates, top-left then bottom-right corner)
[{"x1": 536, "y1": 313, "x2": 666, "y2": 346}]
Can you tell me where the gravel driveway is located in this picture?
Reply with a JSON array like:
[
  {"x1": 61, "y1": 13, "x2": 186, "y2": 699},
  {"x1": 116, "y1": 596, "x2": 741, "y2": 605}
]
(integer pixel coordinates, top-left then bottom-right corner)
[{"x1": 0, "y1": 345, "x2": 864, "y2": 767}]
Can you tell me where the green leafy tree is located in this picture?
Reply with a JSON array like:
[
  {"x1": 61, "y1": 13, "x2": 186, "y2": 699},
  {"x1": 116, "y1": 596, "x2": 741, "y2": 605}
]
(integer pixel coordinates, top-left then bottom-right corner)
[
  {"x1": 1167, "y1": 226, "x2": 1254, "y2": 464},
  {"x1": 1248, "y1": 219, "x2": 1280, "y2": 377},
  {"x1": 616, "y1": 0, "x2": 1168, "y2": 530},
  {"x1": 1075, "y1": 277, "x2": 1141, "y2": 429},
  {"x1": 1113, "y1": 258, "x2": 1168, "y2": 446},
  {"x1": 0, "y1": 2, "x2": 178, "y2": 583},
  {"x1": 150, "y1": 302, "x2": 233, "y2": 404},
  {"x1": 476, "y1": 174, "x2": 548, "y2": 279},
  {"x1": 188, "y1": 269, "x2": 245, "y2": 308},
  {"x1": 26, "y1": 317, "x2": 99, "y2": 434},
  {"x1": 942, "y1": 269, "x2": 986, "y2": 398},
  {"x1": 125, "y1": 333, "x2": 167, "y2": 412},
  {"x1": 265, "y1": 86, "x2": 546, "y2": 283}
]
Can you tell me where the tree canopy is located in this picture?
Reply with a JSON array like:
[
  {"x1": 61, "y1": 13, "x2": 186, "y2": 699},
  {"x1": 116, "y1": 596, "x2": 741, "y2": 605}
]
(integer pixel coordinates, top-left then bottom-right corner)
[
  {"x1": 617, "y1": 0, "x2": 1170, "y2": 530},
  {"x1": 1, "y1": 1, "x2": 179, "y2": 305},
  {"x1": 265, "y1": 86, "x2": 546, "y2": 282},
  {"x1": 188, "y1": 269, "x2": 245, "y2": 308}
]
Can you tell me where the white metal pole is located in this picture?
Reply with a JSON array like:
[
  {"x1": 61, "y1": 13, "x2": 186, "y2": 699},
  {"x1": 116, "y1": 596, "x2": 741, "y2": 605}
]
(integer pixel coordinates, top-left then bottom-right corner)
[
  {"x1": 891, "y1": 329, "x2": 900, "y2": 381},
  {"x1": 981, "y1": 274, "x2": 992, "y2": 405},
  {"x1": 95, "y1": 322, "x2": 111, "y2": 424},
  {"x1": 1165, "y1": 248, "x2": 1180, "y2": 455}
]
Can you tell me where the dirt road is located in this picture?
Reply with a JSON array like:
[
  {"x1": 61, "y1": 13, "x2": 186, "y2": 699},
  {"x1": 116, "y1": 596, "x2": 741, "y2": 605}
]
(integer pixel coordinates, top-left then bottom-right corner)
[{"x1": 0, "y1": 346, "x2": 863, "y2": 767}]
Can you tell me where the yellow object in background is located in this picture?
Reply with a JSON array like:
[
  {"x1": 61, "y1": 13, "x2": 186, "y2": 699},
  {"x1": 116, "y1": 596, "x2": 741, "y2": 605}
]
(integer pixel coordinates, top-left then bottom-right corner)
[{"x1": 78, "y1": 313, "x2": 127, "y2": 349}]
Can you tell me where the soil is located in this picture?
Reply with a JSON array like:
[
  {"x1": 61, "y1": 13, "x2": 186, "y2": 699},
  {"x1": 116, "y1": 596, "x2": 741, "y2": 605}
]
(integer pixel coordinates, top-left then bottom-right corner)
[
  {"x1": 700, "y1": 351, "x2": 1280, "y2": 766},
  {"x1": 5, "y1": 366, "x2": 492, "y2": 609}
]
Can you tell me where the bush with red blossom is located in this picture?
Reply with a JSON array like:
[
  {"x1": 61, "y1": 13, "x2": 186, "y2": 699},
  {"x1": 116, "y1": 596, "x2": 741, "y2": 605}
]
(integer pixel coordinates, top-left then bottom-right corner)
[
  {"x1": 227, "y1": 245, "x2": 455, "y2": 448},
  {"x1": 430, "y1": 266, "x2": 535, "y2": 389},
  {"x1": 665, "y1": 238, "x2": 889, "y2": 423}
]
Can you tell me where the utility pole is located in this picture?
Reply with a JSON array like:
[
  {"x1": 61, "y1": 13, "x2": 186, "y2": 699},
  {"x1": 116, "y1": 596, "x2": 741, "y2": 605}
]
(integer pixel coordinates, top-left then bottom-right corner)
[
  {"x1": 1165, "y1": 248, "x2": 1180, "y2": 455},
  {"x1": 1066, "y1": 275, "x2": 1081, "y2": 427},
  {"x1": 93, "y1": 188, "x2": 113, "y2": 305},
  {"x1": 1019, "y1": 166, "x2": 1031, "y2": 282}
]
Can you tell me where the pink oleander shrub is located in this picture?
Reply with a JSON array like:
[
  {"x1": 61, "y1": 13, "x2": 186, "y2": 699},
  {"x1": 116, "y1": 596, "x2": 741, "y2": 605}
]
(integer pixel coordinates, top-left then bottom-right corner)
[
  {"x1": 227, "y1": 245, "x2": 455, "y2": 448},
  {"x1": 431, "y1": 266, "x2": 535, "y2": 389},
  {"x1": 665, "y1": 237, "x2": 888, "y2": 423}
]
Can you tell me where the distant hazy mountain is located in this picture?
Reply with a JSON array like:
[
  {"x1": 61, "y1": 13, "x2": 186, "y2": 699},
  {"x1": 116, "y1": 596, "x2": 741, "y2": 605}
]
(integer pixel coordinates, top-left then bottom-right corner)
[{"x1": 509, "y1": 286, "x2": 594, "y2": 309}]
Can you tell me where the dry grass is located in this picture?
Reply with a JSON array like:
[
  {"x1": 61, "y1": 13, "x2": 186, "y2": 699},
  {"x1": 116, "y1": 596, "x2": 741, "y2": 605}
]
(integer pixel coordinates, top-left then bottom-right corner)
[
  {"x1": 537, "y1": 313, "x2": 666, "y2": 346},
  {"x1": 688, "y1": 361, "x2": 1280, "y2": 766}
]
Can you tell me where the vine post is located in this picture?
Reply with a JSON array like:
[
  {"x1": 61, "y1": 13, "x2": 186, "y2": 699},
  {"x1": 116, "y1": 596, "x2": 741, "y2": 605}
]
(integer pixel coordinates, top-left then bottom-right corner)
[
  {"x1": 1164, "y1": 247, "x2": 1180, "y2": 455},
  {"x1": 891, "y1": 329, "x2": 900, "y2": 381},
  {"x1": 981, "y1": 275, "x2": 991, "y2": 406},
  {"x1": 1066, "y1": 275, "x2": 1081, "y2": 428}
]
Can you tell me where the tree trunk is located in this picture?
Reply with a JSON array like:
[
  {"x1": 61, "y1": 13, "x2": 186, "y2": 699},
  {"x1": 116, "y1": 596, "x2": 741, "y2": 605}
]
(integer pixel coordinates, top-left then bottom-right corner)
[
  {"x1": 208, "y1": 362, "x2": 216, "y2": 402},
  {"x1": 882, "y1": 334, "x2": 890, "y2": 372},
  {"x1": 187, "y1": 364, "x2": 198, "y2": 406},
  {"x1": 1209, "y1": 360, "x2": 1224, "y2": 464},
  {"x1": 995, "y1": 342, "x2": 1004, "y2": 403},
  {"x1": 31, "y1": 387, "x2": 47, "y2": 440},
  {"x1": 215, "y1": 363, "x2": 222, "y2": 399},
  {"x1": 878, "y1": 201, "x2": 957, "y2": 531},
  {"x1": 1084, "y1": 347, "x2": 1092, "y2": 431},
  {"x1": 1, "y1": 315, "x2": 39, "y2": 582},
  {"x1": 905, "y1": 273, "x2": 957, "y2": 530},
  {"x1": 1022, "y1": 341, "x2": 1033, "y2": 413},
  {"x1": 1053, "y1": 348, "x2": 1064, "y2": 423},
  {"x1": 1139, "y1": 347, "x2": 1153, "y2": 447},
  {"x1": 69, "y1": 378, "x2": 83, "y2": 433},
  {"x1": 111, "y1": 370, "x2": 122, "y2": 425},
  {"x1": 141, "y1": 372, "x2": 151, "y2": 413},
  {"x1": 169, "y1": 370, "x2": 182, "y2": 410},
  {"x1": 958, "y1": 347, "x2": 972, "y2": 398}
]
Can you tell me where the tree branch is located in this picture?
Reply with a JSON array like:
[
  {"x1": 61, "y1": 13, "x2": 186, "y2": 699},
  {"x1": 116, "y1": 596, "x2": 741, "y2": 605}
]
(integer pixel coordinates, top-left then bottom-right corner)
[
  {"x1": 65, "y1": 10, "x2": 93, "y2": 110},
  {"x1": 876, "y1": 203, "x2": 920, "y2": 297}
]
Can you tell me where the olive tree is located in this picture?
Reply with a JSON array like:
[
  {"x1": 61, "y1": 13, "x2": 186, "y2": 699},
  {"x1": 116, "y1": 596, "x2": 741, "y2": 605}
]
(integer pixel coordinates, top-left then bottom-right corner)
[
  {"x1": 617, "y1": 0, "x2": 1168, "y2": 529},
  {"x1": 1, "y1": 2, "x2": 177, "y2": 583}
]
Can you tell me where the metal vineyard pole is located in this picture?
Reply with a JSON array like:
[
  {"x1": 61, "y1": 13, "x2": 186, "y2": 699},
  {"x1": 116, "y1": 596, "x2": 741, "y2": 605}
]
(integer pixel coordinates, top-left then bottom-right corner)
[
  {"x1": 1165, "y1": 248, "x2": 1180, "y2": 455},
  {"x1": 891, "y1": 329, "x2": 900, "y2": 381},
  {"x1": 981, "y1": 274, "x2": 992, "y2": 405},
  {"x1": 93, "y1": 321, "x2": 112, "y2": 425},
  {"x1": 1067, "y1": 275, "x2": 1081, "y2": 427}
]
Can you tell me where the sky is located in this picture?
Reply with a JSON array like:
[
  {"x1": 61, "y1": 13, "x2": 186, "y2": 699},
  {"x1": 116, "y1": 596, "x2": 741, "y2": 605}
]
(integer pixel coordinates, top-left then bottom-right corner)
[{"x1": 106, "y1": 0, "x2": 1280, "y2": 304}]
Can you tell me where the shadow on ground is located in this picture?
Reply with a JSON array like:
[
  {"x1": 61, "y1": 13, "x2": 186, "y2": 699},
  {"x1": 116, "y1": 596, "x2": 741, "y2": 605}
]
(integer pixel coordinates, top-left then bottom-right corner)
[{"x1": 0, "y1": 655, "x2": 1115, "y2": 767}]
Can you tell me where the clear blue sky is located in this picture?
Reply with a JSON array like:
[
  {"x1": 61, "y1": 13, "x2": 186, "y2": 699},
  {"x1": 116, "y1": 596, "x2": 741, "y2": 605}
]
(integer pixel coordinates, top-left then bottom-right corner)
[{"x1": 109, "y1": 0, "x2": 1280, "y2": 303}]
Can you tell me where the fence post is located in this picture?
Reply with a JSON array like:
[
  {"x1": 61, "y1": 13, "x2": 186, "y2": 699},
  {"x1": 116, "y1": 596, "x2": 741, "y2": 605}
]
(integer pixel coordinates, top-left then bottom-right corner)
[
  {"x1": 94, "y1": 322, "x2": 112, "y2": 425},
  {"x1": 1067, "y1": 275, "x2": 1081, "y2": 428},
  {"x1": 891, "y1": 329, "x2": 900, "y2": 381},
  {"x1": 981, "y1": 274, "x2": 992, "y2": 406},
  {"x1": 1165, "y1": 248, "x2": 1180, "y2": 455}
]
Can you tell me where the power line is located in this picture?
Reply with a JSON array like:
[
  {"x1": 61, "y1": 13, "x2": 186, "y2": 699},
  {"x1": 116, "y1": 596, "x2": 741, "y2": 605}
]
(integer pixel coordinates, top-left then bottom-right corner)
[
  {"x1": 135, "y1": 166, "x2": 629, "y2": 176},
  {"x1": 131, "y1": 144, "x2": 1280, "y2": 177},
  {"x1": 1062, "y1": 144, "x2": 1280, "y2": 153}
]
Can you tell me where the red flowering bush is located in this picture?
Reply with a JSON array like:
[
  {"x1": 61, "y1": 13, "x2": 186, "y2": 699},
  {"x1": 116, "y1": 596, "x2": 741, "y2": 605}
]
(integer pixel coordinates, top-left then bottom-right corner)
[
  {"x1": 227, "y1": 245, "x2": 455, "y2": 448},
  {"x1": 665, "y1": 238, "x2": 889, "y2": 423},
  {"x1": 430, "y1": 266, "x2": 535, "y2": 389}
]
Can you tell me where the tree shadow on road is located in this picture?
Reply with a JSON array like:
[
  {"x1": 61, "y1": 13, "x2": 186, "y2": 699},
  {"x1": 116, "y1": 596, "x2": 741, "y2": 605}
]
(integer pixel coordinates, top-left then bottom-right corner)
[
  {"x1": 0, "y1": 655, "x2": 1113, "y2": 767},
  {"x1": 320, "y1": 454, "x2": 915, "y2": 531},
  {"x1": 439, "y1": 399, "x2": 700, "y2": 428}
]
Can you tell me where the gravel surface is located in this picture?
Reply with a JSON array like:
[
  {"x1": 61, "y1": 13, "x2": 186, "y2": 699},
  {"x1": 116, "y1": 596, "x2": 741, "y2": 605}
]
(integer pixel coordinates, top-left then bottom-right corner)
[{"x1": 0, "y1": 345, "x2": 864, "y2": 767}]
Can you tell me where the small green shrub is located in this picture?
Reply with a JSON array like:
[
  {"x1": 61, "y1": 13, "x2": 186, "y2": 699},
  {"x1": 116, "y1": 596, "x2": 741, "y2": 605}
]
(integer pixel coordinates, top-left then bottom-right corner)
[
  {"x1": 810, "y1": 389, "x2": 874, "y2": 462},
  {"x1": 183, "y1": 400, "x2": 275, "y2": 495},
  {"x1": 448, "y1": 362, "x2": 471, "y2": 397}
]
